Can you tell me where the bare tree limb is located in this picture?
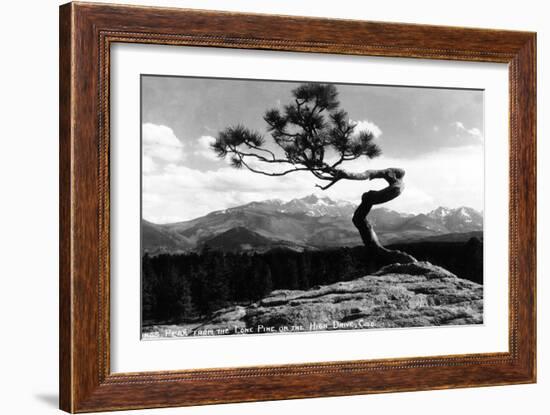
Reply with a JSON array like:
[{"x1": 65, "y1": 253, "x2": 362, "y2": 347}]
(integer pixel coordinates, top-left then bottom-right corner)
[
  {"x1": 315, "y1": 179, "x2": 341, "y2": 190},
  {"x1": 237, "y1": 157, "x2": 310, "y2": 177},
  {"x1": 247, "y1": 144, "x2": 277, "y2": 160}
]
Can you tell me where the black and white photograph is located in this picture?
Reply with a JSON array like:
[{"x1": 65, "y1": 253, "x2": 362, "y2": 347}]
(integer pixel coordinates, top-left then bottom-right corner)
[{"x1": 140, "y1": 75, "x2": 484, "y2": 339}]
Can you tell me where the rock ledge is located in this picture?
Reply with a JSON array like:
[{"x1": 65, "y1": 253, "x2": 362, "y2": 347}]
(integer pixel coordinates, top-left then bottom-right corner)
[{"x1": 146, "y1": 261, "x2": 483, "y2": 337}]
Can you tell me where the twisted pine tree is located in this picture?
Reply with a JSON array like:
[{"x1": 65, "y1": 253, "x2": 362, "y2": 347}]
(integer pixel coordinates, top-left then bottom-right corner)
[{"x1": 212, "y1": 83, "x2": 415, "y2": 264}]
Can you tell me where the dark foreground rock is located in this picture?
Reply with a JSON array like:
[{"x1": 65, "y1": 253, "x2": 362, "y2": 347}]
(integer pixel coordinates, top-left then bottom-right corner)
[{"x1": 144, "y1": 261, "x2": 483, "y2": 338}]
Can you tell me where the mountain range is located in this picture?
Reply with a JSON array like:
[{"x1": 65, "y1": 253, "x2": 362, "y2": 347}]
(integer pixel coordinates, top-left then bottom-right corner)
[{"x1": 142, "y1": 194, "x2": 483, "y2": 254}]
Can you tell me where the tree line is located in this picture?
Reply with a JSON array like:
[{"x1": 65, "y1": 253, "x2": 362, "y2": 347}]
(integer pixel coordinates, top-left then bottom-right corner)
[
  {"x1": 142, "y1": 238, "x2": 483, "y2": 325},
  {"x1": 142, "y1": 246, "x2": 373, "y2": 324}
]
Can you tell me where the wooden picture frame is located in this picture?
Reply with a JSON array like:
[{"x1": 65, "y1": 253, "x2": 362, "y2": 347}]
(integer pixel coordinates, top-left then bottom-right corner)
[{"x1": 59, "y1": 2, "x2": 536, "y2": 412}]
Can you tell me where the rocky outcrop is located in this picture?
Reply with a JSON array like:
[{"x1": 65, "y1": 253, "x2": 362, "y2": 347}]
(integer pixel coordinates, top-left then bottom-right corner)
[{"x1": 145, "y1": 262, "x2": 482, "y2": 338}]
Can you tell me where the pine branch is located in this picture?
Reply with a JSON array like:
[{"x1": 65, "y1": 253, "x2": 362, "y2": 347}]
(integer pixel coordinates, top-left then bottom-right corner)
[
  {"x1": 247, "y1": 144, "x2": 277, "y2": 160},
  {"x1": 214, "y1": 83, "x2": 386, "y2": 192}
]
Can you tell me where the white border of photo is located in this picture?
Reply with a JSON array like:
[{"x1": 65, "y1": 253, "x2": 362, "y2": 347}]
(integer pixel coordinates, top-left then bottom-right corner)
[{"x1": 110, "y1": 43, "x2": 509, "y2": 373}]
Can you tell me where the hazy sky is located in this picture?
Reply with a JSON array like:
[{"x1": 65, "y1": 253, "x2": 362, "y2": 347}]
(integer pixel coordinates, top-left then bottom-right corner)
[{"x1": 142, "y1": 75, "x2": 484, "y2": 223}]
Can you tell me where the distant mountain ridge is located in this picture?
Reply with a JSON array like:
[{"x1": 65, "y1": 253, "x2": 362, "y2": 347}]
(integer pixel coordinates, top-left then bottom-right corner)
[
  {"x1": 211, "y1": 194, "x2": 357, "y2": 218},
  {"x1": 142, "y1": 195, "x2": 483, "y2": 254}
]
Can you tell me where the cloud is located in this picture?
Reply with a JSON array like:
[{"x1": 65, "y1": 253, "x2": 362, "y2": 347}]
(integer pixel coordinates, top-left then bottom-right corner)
[
  {"x1": 142, "y1": 123, "x2": 184, "y2": 164},
  {"x1": 142, "y1": 142, "x2": 483, "y2": 223},
  {"x1": 452, "y1": 121, "x2": 483, "y2": 141},
  {"x1": 351, "y1": 119, "x2": 383, "y2": 139},
  {"x1": 322, "y1": 145, "x2": 483, "y2": 214},
  {"x1": 194, "y1": 135, "x2": 219, "y2": 161},
  {"x1": 142, "y1": 164, "x2": 315, "y2": 222},
  {"x1": 142, "y1": 155, "x2": 156, "y2": 174},
  {"x1": 467, "y1": 127, "x2": 482, "y2": 139}
]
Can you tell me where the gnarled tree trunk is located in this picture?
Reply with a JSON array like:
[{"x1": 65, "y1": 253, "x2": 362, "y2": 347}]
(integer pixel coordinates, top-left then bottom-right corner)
[{"x1": 352, "y1": 168, "x2": 416, "y2": 264}]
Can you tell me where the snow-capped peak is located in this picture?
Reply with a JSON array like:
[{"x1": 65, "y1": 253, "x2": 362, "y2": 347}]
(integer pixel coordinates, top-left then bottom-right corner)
[
  {"x1": 279, "y1": 194, "x2": 355, "y2": 217},
  {"x1": 426, "y1": 206, "x2": 482, "y2": 232},
  {"x1": 428, "y1": 206, "x2": 451, "y2": 218},
  {"x1": 457, "y1": 207, "x2": 471, "y2": 218}
]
